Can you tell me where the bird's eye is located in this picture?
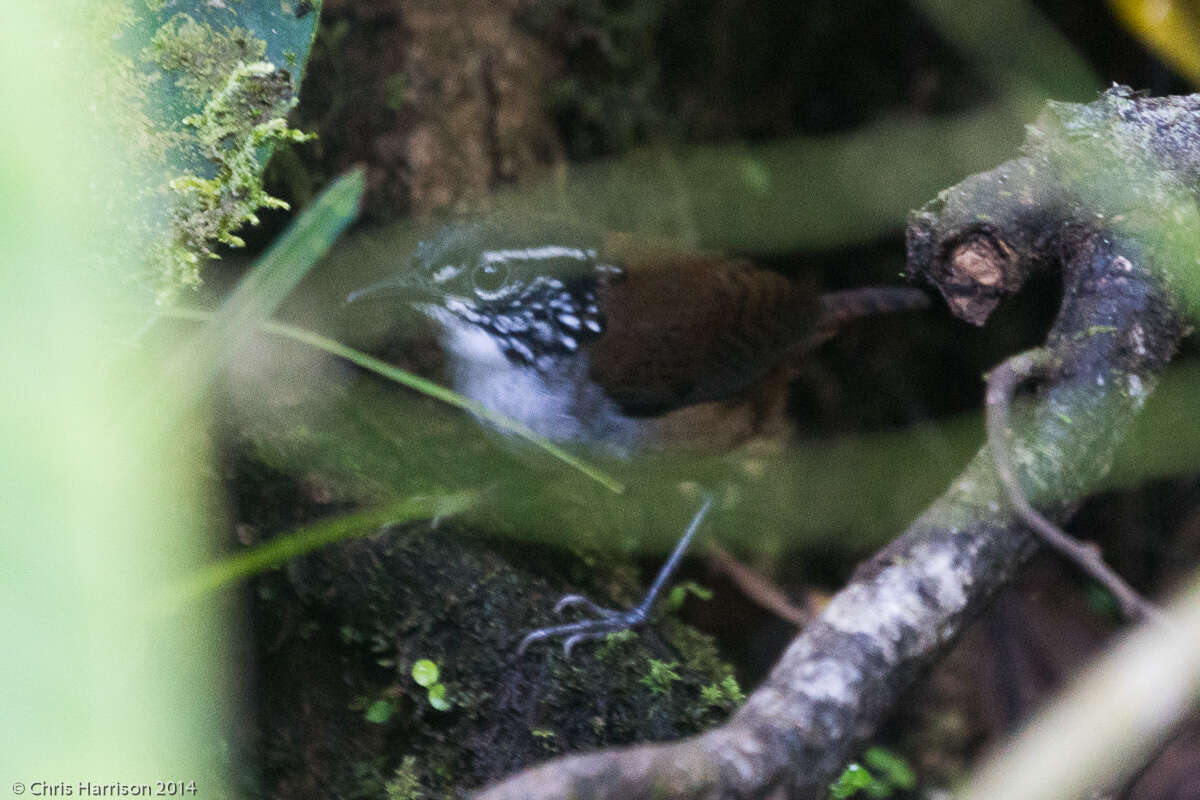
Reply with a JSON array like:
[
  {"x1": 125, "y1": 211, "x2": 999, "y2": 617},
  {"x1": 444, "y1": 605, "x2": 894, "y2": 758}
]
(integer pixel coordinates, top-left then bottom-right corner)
[{"x1": 472, "y1": 260, "x2": 510, "y2": 299}]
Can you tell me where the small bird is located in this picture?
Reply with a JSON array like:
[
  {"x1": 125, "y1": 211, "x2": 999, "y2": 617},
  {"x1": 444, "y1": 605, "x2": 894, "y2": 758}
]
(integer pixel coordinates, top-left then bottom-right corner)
[{"x1": 349, "y1": 219, "x2": 929, "y2": 651}]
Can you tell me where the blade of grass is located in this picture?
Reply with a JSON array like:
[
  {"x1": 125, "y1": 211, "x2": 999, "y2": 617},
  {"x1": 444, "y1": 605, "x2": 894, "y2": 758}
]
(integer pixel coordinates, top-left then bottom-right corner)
[
  {"x1": 160, "y1": 490, "x2": 479, "y2": 613},
  {"x1": 169, "y1": 167, "x2": 365, "y2": 400},
  {"x1": 154, "y1": 306, "x2": 626, "y2": 494}
]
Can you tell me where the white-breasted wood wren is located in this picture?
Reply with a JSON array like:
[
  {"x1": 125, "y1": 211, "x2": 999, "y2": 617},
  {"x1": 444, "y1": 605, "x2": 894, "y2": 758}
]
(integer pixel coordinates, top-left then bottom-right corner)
[
  {"x1": 350, "y1": 220, "x2": 929, "y2": 455},
  {"x1": 348, "y1": 220, "x2": 930, "y2": 651}
]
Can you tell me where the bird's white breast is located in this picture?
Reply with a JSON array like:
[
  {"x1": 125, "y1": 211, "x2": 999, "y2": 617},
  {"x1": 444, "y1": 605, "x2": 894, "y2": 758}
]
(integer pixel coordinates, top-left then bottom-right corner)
[{"x1": 424, "y1": 304, "x2": 641, "y2": 453}]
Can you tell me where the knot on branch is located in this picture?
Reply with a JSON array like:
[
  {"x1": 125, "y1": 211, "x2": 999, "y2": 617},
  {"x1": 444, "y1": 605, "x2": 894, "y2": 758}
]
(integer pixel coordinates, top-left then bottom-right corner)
[{"x1": 907, "y1": 86, "x2": 1200, "y2": 328}]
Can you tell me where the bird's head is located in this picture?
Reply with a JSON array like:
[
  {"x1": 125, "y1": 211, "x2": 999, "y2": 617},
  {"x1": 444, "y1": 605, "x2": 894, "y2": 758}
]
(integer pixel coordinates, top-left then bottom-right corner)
[{"x1": 347, "y1": 220, "x2": 614, "y2": 314}]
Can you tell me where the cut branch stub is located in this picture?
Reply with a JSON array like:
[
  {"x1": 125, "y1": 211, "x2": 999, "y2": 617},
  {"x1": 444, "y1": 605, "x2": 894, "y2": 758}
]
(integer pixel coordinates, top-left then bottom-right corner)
[
  {"x1": 933, "y1": 226, "x2": 1023, "y2": 325},
  {"x1": 905, "y1": 158, "x2": 1064, "y2": 326},
  {"x1": 908, "y1": 85, "x2": 1200, "y2": 328}
]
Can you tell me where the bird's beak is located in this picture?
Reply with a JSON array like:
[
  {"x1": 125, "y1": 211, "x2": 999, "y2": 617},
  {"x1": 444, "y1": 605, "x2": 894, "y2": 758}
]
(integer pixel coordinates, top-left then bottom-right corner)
[{"x1": 345, "y1": 276, "x2": 432, "y2": 306}]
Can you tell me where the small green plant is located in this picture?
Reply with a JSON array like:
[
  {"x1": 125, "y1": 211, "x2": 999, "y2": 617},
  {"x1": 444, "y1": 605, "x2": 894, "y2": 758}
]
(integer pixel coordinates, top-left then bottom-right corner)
[
  {"x1": 412, "y1": 659, "x2": 452, "y2": 711},
  {"x1": 594, "y1": 629, "x2": 638, "y2": 660},
  {"x1": 829, "y1": 747, "x2": 916, "y2": 798},
  {"x1": 639, "y1": 659, "x2": 681, "y2": 695},
  {"x1": 364, "y1": 699, "x2": 395, "y2": 725},
  {"x1": 666, "y1": 580, "x2": 713, "y2": 611},
  {"x1": 426, "y1": 684, "x2": 450, "y2": 711},
  {"x1": 863, "y1": 747, "x2": 916, "y2": 792},
  {"x1": 829, "y1": 763, "x2": 875, "y2": 799},
  {"x1": 700, "y1": 674, "x2": 746, "y2": 709},
  {"x1": 411, "y1": 659, "x2": 439, "y2": 685}
]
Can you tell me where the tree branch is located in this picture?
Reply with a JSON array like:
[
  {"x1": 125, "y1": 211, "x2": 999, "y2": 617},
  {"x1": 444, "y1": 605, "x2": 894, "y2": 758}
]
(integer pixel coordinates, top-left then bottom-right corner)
[{"x1": 474, "y1": 87, "x2": 1196, "y2": 800}]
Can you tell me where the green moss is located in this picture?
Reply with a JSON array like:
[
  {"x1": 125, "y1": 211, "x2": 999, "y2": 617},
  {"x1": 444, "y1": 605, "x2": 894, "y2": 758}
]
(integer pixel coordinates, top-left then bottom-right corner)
[
  {"x1": 595, "y1": 629, "x2": 638, "y2": 659},
  {"x1": 384, "y1": 757, "x2": 422, "y2": 800},
  {"x1": 235, "y1": 448, "x2": 736, "y2": 793},
  {"x1": 347, "y1": 758, "x2": 390, "y2": 800},
  {"x1": 661, "y1": 616, "x2": 725, "y2": 676},
  {"x1": 164, "y1": 59, "x2": 310, "y2": 298},
  {"x1": 1076, "y1": 324, "x2": 1119, "y2": 339},
  {"x1": 700, "y1": 674, "x2": 745, "y2": 710},
  {"x1": 699, "y1": 683, "x2": 725, "y2": 707},
  {"x1": 721, "y1": 674, "x2": 745, "y2": 704},
  {"x1": 148, "y1": 14, "x2": 266, "y2": 104},
  {"x1": 140, "y1": 13, "x2": 314, "y2": 301},
  {"x1": 639, "y1": 659, "x2": 681, "y2": 695}
]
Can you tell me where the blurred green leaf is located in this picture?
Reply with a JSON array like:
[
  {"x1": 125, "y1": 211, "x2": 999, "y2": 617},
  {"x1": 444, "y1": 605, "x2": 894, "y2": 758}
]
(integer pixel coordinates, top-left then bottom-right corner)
[
  {"x1": 161, "y1": 490, "x2": 477, "y2": 612},
  {"x1": 175, "y1": 167, "x2": 364, "y2": 397},
  {"x1": 137, "y1": 167, "x2": 364, "y2": 441},
  {"x1": 154, "y1": 306, "x2": 626, "y2": 494},
  {"x1": 1109, "y1": 0, "x2": 1200, "y2": 87},
  {"x1": 913, "y1": 0, "x2": 1099, "y2": 103},
  {"x1": 488, "y1": 103, "x2": 1032, "y2": 252},
  {"x1": 411, "y1": 659, "x2": 440, "y2": 687},
  {"x1": 365, "y1": 699, "x2": 395, "y2": 724},
  {"x1": 427, "y1": 683, "x2": 452, "y2": 712},
  {"x1": 2, "y1": 4, "x2": 227, "y2": 788}
]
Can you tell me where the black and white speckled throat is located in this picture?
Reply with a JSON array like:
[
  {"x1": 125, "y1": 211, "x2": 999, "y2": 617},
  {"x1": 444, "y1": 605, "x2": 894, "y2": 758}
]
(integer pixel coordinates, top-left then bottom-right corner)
[{"x1": 436, "y1": 274, "x2": 608, "y2": 370}]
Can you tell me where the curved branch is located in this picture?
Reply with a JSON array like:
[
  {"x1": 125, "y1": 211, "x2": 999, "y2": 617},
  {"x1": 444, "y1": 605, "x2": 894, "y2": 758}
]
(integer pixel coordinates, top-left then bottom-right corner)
[{"x1": 473, "y1": 87, "x2": 1195, "y2": 800}]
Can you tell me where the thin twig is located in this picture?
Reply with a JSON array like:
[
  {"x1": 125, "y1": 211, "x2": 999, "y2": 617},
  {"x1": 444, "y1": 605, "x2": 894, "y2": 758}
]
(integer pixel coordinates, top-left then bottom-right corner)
[
  {"x1": 705, "y1": 543, "x2": 813, "y2": 627},
  {"x1": 985, "y1": 348, "x2": 1168, "y2": 627}
]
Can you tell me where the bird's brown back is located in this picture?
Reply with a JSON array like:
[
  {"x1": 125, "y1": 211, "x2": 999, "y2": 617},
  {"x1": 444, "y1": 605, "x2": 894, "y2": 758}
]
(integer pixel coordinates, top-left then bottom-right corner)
[{"x1": 588, "y1": 255, "x2": 819, "y2": 415}]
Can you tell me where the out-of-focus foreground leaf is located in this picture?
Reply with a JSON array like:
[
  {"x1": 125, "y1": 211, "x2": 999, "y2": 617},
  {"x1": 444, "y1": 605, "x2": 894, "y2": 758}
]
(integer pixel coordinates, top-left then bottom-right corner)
[
  {"x1": 1109, "y1": 0, "x2": 1200, "y2": 87},
  {"x1": 1, "y1": 3, "x2": 228, "y2": 790},
  {"x1": 913, "y1": 0, "x2": 1099, "y2": 103}
]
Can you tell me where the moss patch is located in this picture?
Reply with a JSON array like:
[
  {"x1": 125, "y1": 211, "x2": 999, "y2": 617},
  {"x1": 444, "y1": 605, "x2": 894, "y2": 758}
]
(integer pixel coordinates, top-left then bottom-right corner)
[
  {"x1": 143, "y1": 13, "x2": 312, "y2": 301},
  {"x1": 230, "y1": 443, "x2": 739, "y2": 795},
  {"x1": 148, "y1": 14, "x2": 266, "y2": 104}
]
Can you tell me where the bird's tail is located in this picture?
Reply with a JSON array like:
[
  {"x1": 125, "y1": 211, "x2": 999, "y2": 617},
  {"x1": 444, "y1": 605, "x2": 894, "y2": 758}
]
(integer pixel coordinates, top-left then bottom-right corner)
[{"x1": 815, "y1": 286, "x2": 931, "y2": 334}]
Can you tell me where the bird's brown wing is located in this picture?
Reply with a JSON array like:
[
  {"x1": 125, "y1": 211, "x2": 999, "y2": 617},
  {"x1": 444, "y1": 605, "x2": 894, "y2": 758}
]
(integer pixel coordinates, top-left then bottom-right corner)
[{"x1": 588, "y1": 258, "x2": 817, "y2": 416}]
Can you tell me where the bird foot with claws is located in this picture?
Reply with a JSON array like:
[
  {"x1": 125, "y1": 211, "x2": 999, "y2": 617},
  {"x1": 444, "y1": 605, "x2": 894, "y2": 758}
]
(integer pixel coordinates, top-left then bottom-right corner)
[
  {"x1": 517, "y1": 495, "x2": 713, "y2": 657},
  {"x1": 516, "y1": 594, "x2": 653, "y2": 656}
]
